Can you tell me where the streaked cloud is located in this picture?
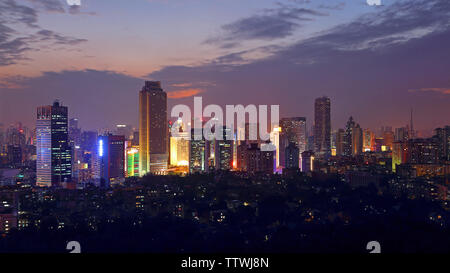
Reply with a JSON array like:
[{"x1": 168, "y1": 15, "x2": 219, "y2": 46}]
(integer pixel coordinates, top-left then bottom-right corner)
[
  {"x1": 409, "y1": 88, "x2": 450, "y2": 95},
  {"x1": 205, "y1": 2, "x2": 326, "y2": 48},
  {"x1": 167, "y1": 88, "x2": 205, "y2": 99},
  {"x1": 0, "y1": 0, "x2": 88, "y2": 66}
]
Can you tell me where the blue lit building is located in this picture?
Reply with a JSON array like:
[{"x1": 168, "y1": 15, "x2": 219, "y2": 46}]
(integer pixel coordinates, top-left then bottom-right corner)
[
  {"x1": 98, "y1": 134, "x2": 125, "y2": 188},
  {"x1": 36, "y1": 101, "x2": 72, "y2": 187}
]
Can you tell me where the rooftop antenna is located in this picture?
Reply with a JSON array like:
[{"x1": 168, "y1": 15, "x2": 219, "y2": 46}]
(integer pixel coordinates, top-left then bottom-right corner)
[{"x1": 410, "y1": 108, "x2": 414, "y2": 139}]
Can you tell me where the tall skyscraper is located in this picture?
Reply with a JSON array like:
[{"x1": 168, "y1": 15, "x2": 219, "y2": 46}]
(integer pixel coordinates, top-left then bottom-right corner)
[
  {"x1": 214, "y1": 126, "x2": 233, "y2": 171},
  {"x1": 139, "y1": 81, "x2": 168, "y2": 175},
  {"x1": 36, "y1": 101, "x2": 72, "y2": 187},
  {"x1": 352, "y1": 124, "x2": 363, "y2": 156},
  {"x1": 169, "y1": 118, "x2": 189, "y2": 167},
  {"x1": 314, "y1": 97, "x2": 331, "y2": 158},
  {"x1": 363, "y1": 129, "x2": 375, "y2": 152},
  {"x1": 336, "y1": 129, "x2": 345, "y2": 156},
  {"x1": 279, "y1": 117, "x2": 306, "y2": 167},
  {"x1": 189, "y1": 128, "x2": 207, "y2": 173},
  {"x1": 343, "y1": 116, "x2": 356, "y2": 156}
]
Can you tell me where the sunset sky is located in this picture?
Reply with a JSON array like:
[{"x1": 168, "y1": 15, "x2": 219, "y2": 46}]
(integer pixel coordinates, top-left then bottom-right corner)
[{"x1": 1, "y1": 0, "x2": 449, "y2": 134}]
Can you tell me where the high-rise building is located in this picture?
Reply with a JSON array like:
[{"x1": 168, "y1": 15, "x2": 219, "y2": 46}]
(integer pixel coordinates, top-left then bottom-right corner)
[
  {"x1": 189, "y1": 128, "x2": 207, "y2": 173},
  {"x1": 314, "y1": 97, "x2": 331, "y2": 158},
  {"x1": 285, "y1": 142, "x2": 299, "y2": 169},
  {"x1": 98, "y1": 134, "x2": 125, "y2": 187},
  {"x1": 169, "y1": 118, "x2": 189, "y2": 167},
  {"x1": 36, "y1": 101, "x2": 72, "y2": 187},
  {"x1": 279, "y1": 117, "x2": 306, "y2": 167},
  {"x1": 139, "y1": 81, "x2": 168, "y2": 175},
  {"x1": 383, "y1": 130, "x2": 394, "y2": 151},
  {"x1": 214, "y1": 126, "x2": 233, "y2": 171},
  {"x1": 336, "y1": 129, "x2": 345, "y2": 156},
  {"x1": 301, "y1": 151, "x2": 314, "y2": 172},
  {"x1": 352, "y1": 124, "x2": 363, "y2": 156},
  {"x1": 343, "y1": 117, "x2": 355, "y2": 156},
  {"x1": 434, "y1": 126, "x2": 450, "y2": 162},
  {"x1": 125, "y1": 143, "x2": 139, "y2": 178},
  {"x1": 69, "y1": 118, "x2": 81, "y2": 183},
  {"x1": 363, "y1": 129, "x2": 375, "y2": 152},
  {"x1": 395, "y1": 127, "x2": 409, "y2": 142},
  {"x1": 116, "y1": 124, "x2": 132, "y2": 140}
]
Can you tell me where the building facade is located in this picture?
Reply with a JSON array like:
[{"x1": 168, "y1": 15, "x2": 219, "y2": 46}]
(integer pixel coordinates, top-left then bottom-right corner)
[
  {"x1": 139, "y1": 81, "x2": 168, "y2": 175},
  {"x1": 36, "y1": 101, "x2": 72, "y2": 187}
]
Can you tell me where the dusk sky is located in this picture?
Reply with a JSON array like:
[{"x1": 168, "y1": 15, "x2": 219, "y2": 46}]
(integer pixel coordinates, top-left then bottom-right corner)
[{"x1": 0, "y1": 0, "x2": 449, "y2": 134}]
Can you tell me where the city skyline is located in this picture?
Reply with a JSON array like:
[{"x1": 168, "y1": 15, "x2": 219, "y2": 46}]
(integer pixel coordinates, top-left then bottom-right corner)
[
  {"x1": 1, "y1": 0, "x2": 450, "y2": 133},
  {"x1": 2, "y1": 0, "x2": 450, "y2": 257}
]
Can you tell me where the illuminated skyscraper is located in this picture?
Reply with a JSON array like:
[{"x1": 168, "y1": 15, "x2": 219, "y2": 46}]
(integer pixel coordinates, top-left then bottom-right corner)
[
  {"x1": 343, "y1": 117, "x2": 355, "y2": 156},
  {"x1": 170, "y1": 118, "x2": 189, "y2": 167},
  {"x1": 36, "y1": 101, "x2": 72, "y2": 187},
  {"x1": 139, "y1": 81, "x2": 168, "y2": 175},
  {"x1": 189, "y1": 128, "x2": 207, "y2": 173},
  {"x1": 214, "y1": 126, "x2": 233, "y2": 170},
  {"x1": 363, "y1": 129, "x2": 375, "y2": 152},
  {"x1": 98, "y1": 134, "x2": 125, "y2": 187},
  {"x1": 125, "y1": 142, "x2": 139, "y2": 178},
  {"x1": 314, "y1": 97, "x2": 331, "y2": 158},
  {"x1": 279, "y1": 117, "x2": 306, "y2": 167},
  {"x1": 352, "y1": 124, "x2": 363, "y2": 156}
]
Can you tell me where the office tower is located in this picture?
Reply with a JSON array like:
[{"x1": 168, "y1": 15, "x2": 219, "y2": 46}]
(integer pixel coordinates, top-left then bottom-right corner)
[
  {"x1": 383, "y1": 130, "x2": 394, "y2": 151},
  {"x1": 285, "y1": 142, "x2": 299, "y2": 169},
  {"x1": 139, "y1": 81, "x2": 168, "y2": 175},
  {"x1": 214, "y1": 126, "x2": 233, "y2": 170},
  {"x1": 314, "y1": 97, "x2": 331, "y2": 158},
  {"x1": 69, "y1": 118, "x2": 82, "y2": 183},
  {"x1": 236, "y1": 142, "x2": 248, "y2": 171},
  {"x1": 245, "y1": 143, "x2": 261, "y2": 173},
  {"x1": 125, "y1": 143, "x2": 139, "y2": 177},
  {"x1": 236, "y1": 143, "x2": 274, "y2": 174},
  {"x1": 279, "y1": 117, "x2": 306, "y2": 167},
  {"x1": 343, "y1": 117, "x2": 356, "y2": 156},
  {"x1": 116, "y1": 124, "x2": 132, "y2": 140},
  {"x1": 36, "y1": 100, "x2": 72, "y2": 187},
  {"x1": 169, "y1": 118, "x2": 189, "y2": 167},
  {"x1": 69, "y1": 118, "x2": 81, "y2": 142},
  {"x1": 98, "y1": 134, "x2": 125, "y2": 187},
  {"x1": 132, "y1": 131, "x2": 139, "y2": 146},
  {"x1": 392, "y1": 141, "x2": 408, "y2": 172},
  {"x1": 6, "y1": 145, "x2": 22, "y2": 167},
  {"x1": 301, "y1": 151, "x2": 314, "y2": 172},
  {"x1": 363, "y1": 129, "x2": 375, "y2": 152},
  {"x1": 395, "y1": 127, "x2": 409, "y2": 142},
  {"x1": 409, "y1": 108, "x2": 415, "y2": 139},
  {"x1": 260, "y1": 148, "x2": 275, "y2": 174},
  {"x1": 336, "y1": 129, "x2": 346, "y2": 156},
  {"x1": 352, "y1": 124, "x2": 363, "y2": 156},
  {"x1": 434, "y1": 127, "x2": 450, "y2": 162},
  {"x1": 189, "y1": 128, "x2": 207, "y2": 173},
  {"x1": 407, "y1": 138, "x2": 440, "y2": 164}
]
